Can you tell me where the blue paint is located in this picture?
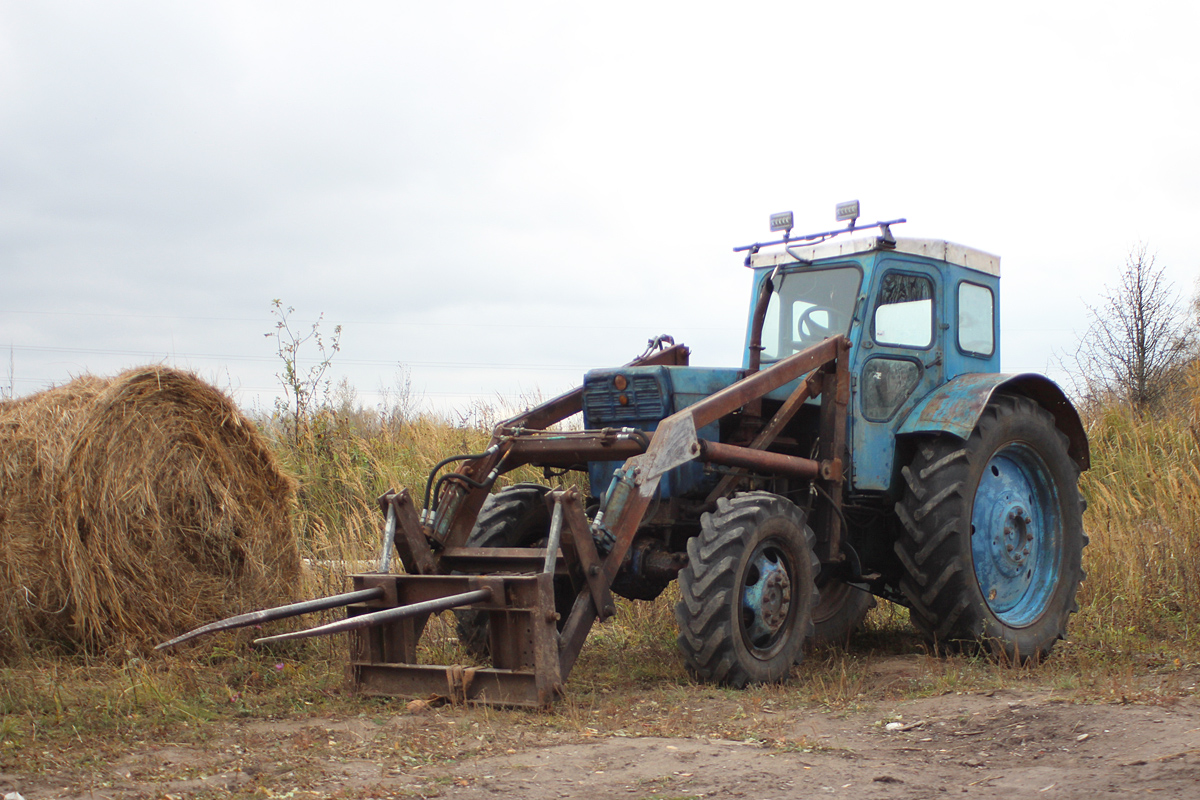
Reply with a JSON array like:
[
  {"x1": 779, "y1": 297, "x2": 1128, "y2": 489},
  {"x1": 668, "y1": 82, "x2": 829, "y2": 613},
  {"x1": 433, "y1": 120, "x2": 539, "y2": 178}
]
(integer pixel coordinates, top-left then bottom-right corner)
[
  {"x1": 970, "y1": 442, "x2": 1063, "y2": 625},
  {"x1": 897, "y1": 373, "x2": 1020, "y2": 440},
  {"x1": 846, "y1": 257, "x2": 945, "y2": 490},
  {"x1": 742, "y1": 247, "x2": 1006, "y2": 493},
  {"x1": 582, "y1": 365, "x2": 740, "y2": 498},
  {"x1": 582, "y1": 235, "x2": 1075, "y2": 501},
  {"x1": 740, "y1": 539, "x2": 792, "y2": 650},
  {"x1": 896, "y1": 373, "x2": 1088, "y2": 472},
  {"x1": 667, "y1": 366, "x2": 746, "y2": 409}
]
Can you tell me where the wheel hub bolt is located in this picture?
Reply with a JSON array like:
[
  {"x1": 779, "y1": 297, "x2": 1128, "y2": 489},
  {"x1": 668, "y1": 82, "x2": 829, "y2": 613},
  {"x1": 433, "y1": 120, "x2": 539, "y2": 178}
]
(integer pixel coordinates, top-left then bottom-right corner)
[{"x1": 760, "y1": 570, "x2": 791, "y2": 630}]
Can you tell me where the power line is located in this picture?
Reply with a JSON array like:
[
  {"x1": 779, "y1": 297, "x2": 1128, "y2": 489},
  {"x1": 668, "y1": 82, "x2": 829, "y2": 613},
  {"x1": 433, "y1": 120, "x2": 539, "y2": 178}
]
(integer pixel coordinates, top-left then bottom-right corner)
[
  {"x1": 0, "y1": 308, "x2": 737, "y2": 332},
  {"x1": 8, "y1": 344, "x2": 595, "y2": 371},
  {"x1": 4, "y1": 373, "x2": 560, "y2": 401}
]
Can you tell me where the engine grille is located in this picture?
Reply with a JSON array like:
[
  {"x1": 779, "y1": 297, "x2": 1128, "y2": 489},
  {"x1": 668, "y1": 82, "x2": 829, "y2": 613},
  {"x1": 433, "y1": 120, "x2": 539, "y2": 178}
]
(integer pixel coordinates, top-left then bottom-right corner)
[{"x1": 582, "y1": 374, "x2": 668, "y2": 424}]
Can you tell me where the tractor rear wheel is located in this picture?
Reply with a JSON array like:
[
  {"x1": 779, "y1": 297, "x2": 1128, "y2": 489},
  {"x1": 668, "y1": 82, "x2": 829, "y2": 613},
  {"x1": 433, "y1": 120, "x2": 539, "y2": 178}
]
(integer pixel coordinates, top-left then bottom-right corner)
[
  {"x1": 810, "y1": 580, "x2": 876, "y2": 648},
  {"x1": 675, "y1": 492, "x2": 819, "y2": 687},
  {"x1": 453, "y1": 483, "x2": 575, "y2": 659},
  {"x1": 894, "y1": 395, "x2": 1086, "y2": 661}
]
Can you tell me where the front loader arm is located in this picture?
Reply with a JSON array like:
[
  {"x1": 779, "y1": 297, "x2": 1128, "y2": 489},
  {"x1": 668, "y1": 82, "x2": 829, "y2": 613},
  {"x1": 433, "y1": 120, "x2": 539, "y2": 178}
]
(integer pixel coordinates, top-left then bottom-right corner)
[
  {"x1": 429, "y1": 341, "x2": 691, "y2": 556},
  {"x1": 558, "y1": 336, "x2": 852, "y2": 676}
]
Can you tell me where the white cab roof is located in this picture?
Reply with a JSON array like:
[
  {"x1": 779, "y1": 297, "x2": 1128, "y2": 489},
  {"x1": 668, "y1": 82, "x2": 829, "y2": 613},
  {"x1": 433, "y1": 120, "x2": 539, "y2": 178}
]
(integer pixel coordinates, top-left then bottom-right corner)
[{"x1": 749, "y1": 236, "x2": 1001, "y2": 277}]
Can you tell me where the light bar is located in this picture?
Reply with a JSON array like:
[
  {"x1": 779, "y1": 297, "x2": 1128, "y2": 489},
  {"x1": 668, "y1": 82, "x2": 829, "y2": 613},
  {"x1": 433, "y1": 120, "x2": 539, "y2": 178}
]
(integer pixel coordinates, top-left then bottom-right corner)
[{"x1": 835, "y1": 200, "x2": 860, "y2": 222}]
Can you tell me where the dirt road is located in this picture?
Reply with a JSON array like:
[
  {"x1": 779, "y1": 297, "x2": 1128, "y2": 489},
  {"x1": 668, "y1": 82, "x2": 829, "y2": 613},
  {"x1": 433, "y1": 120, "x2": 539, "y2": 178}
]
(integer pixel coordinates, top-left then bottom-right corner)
[
  {"x1": 5, "y1": 681, "x2": 1198, "y2": 799},
  {"x1": 424, "y1": 690, "x2": 1200, "y2": 799}
]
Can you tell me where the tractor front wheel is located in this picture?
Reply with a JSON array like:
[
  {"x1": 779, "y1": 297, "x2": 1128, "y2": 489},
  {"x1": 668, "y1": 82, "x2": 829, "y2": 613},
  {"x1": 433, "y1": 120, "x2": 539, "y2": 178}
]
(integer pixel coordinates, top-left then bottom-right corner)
[
  {"x1": 675, "y1": 492, "x2": 819, "y2": 687},
  {"x1": 453, "y1": 484, "x2": 575, "y2": 659},
  {"x1": 894, "y1": 395, "x2": 1086, "y2": 661}
]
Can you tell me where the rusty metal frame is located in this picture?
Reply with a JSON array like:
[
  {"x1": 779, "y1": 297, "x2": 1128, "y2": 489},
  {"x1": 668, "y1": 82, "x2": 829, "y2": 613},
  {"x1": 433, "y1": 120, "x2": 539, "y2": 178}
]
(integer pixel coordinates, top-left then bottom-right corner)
[
  {"x1": 345, "y1": 573, "x2": 564, "y2": 707},
  {"x1": 349, "y1": 335, "x2": 851, "y2": 705},
  {"x1": 160, "y1": 336, "x2": 851, "y2": 708},
  {"x1": 350, "y1": 336, "x2": 850, "y2": 706},
  {"x1": 429, "y1": 342, "x2": 691, "y2": 552}
]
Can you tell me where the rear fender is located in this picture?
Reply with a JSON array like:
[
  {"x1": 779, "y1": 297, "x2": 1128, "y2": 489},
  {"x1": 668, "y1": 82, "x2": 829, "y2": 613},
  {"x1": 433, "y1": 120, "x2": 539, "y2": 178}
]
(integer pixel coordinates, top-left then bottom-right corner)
[{"x1": 897, "y1": 374, "x2": 1089, "y2": 470}]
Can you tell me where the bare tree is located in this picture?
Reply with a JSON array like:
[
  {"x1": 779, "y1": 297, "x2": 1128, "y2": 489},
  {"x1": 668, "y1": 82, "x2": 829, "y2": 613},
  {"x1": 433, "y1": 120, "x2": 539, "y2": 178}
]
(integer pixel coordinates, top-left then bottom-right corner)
[
  {"x1": 1068, "y1": 244, "x2": 1195, "y2": 410},
  {"x1": 265, "y1": 299, "x2": 342, "y2": 444}
]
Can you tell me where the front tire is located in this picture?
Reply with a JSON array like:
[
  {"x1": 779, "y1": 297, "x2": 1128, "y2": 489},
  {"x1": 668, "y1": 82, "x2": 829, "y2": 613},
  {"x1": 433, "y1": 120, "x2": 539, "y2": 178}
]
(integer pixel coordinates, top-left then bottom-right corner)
[
  {"x1": 894, "y1": 395, "x2": 1086, "y2": 661},
  {"x1": 453, "y1": 484, "x2": 575, "y2": 659},
  {"x1": 675, "y1": 492, "x2": 819, "y2": 687}
]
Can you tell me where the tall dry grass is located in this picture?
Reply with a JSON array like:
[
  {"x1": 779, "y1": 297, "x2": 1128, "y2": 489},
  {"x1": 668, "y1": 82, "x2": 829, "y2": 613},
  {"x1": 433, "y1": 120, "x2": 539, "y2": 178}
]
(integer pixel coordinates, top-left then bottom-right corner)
[
  {"x1": 264, "y1": 391, "x2": 554, "y2": 597},
  {"x1": 1077, "y1": 363, "x2": 1200, "y2": 641},
  {"x1": 269, "y1": 369, "x2": 1200, "y2": 661}
]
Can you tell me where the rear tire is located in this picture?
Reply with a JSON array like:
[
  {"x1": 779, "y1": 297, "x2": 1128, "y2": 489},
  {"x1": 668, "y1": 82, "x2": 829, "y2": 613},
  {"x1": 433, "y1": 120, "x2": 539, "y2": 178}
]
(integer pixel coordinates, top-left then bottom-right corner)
[
  {"x1": 894, "y1": 395, "x2": 1086, "y2": 661},
  {"x1": 810, "y1": 580, "x2": 876, "y2": 648},
  {"x1": 675, "y1": 492, "x2": 819, "y2": 687}
]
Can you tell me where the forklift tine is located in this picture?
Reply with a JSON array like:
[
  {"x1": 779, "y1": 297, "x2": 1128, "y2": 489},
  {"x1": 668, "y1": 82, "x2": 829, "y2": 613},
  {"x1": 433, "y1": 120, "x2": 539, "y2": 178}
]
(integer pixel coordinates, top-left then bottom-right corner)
[
  {"x1": 155, "y1": 587, "x2": 386, "y2": 650},
  {"x1": 253, "y1": 587, "x2": 493, "y2": 645}
]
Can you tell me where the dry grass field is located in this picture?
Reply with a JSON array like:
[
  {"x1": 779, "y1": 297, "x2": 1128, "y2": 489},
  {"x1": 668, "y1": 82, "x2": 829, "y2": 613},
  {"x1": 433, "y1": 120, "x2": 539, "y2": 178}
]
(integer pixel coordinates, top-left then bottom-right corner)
[{"x1": 3, "y1": 370, "x2": 1200, "y2": 797}]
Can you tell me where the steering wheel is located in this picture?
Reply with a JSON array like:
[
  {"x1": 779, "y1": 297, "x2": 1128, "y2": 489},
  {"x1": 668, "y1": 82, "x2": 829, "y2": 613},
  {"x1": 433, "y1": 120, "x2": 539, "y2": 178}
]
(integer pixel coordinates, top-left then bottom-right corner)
[{"x1": 797, "y1": 306, "x2": 837, "y2": 341}]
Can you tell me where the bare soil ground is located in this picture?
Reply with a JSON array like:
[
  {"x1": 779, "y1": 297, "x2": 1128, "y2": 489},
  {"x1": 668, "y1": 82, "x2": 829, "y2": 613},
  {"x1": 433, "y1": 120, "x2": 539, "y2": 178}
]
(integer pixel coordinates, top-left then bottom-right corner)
[{"x1": 4, "y1": 658, "x2": 1199, "y2": 799}]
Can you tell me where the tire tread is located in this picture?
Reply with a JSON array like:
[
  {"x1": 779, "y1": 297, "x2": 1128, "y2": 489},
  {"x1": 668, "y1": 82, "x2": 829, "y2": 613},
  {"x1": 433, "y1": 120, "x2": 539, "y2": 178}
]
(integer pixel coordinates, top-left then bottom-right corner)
[
  {"x1": 893, "y1": 396, "x2": 1086, "y2": 661},
  {"x1": 675, "y1": 492, "x2": 819, "y2": 687}
]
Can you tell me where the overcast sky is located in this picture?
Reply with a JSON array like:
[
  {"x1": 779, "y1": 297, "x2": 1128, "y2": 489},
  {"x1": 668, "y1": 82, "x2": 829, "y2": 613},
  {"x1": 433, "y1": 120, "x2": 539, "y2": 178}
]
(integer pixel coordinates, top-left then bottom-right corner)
[{"x1": 2, "y1": 2, "x2": 1197, "y2": 417}]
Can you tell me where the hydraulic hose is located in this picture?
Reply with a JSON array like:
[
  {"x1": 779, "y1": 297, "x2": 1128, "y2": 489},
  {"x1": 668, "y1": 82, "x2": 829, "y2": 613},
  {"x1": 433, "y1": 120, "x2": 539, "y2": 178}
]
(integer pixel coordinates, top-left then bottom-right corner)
[{"x1": 422, "y1": 446, "x2": 498, "y2": 510}]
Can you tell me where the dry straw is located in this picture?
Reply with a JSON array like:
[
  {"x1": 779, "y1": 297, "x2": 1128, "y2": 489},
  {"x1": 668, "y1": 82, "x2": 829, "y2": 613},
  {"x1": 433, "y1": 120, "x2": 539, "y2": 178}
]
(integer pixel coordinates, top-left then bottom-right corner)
[{"x1": 0, "y1": 366, "x2": 298, "y2": 660}]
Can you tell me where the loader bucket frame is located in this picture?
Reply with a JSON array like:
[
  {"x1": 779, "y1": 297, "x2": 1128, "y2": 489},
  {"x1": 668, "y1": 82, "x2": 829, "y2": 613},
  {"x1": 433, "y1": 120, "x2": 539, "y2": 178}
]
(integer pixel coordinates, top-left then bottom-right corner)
[{"x1": 162, "y1": 336, "x2": 851, "y2": 708}]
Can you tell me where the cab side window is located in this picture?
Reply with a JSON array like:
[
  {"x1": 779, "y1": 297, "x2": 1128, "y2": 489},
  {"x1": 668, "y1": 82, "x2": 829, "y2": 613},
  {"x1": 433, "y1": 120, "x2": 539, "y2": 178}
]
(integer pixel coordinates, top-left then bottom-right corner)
[
  {"x1": 873, "y1": 272, "x2": 933, "y2": 348},
  {"x1": 957, "y1": 281, "x2": 994, "y2": 356},
  {"x1": 861, "y1": 357, "x2": 921, "y2": 420}
]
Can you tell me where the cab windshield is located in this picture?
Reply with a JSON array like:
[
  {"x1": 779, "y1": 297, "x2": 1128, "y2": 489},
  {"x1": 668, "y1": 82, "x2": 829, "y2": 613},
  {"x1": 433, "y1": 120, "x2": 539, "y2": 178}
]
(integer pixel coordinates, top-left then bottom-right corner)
[{"x1": 760, "y1": 265, "x2": 862, "y2": 362}]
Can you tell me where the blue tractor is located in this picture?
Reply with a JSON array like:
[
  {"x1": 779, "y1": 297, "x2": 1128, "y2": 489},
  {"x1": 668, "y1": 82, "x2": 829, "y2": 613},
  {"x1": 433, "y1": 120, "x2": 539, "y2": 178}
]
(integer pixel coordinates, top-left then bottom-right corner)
[{"x1": 164, "y1": 204, "x2": 1089, "y2": 706}]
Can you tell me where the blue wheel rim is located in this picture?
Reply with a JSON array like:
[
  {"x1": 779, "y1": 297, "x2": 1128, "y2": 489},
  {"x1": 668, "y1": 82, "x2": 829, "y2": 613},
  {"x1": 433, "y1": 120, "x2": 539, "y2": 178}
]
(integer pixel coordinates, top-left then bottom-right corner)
[
  {"x1": 971, "y1": 443, "x2": 1062, "y2": 627},
  {"x1": 740, "y1": 541, "x2": 793, "y2": 655}
]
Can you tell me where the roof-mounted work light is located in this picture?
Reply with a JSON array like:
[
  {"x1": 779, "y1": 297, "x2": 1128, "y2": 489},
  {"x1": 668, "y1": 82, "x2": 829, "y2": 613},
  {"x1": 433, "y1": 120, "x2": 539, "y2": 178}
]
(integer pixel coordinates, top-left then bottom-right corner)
[
  {"x1": 769, "y1": 211, "x2": 793, "y2": 241},
  {"x1": 836, "y1": 200, "x2": 860, "y2": 228},
  {"x1": 733, "y1": 202, "x2": 906, "y2": 260}
]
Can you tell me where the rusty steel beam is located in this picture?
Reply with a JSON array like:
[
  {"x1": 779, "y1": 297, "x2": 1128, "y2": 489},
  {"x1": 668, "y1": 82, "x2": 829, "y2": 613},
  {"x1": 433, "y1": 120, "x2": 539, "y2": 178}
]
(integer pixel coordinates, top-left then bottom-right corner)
[
  {"x1": 438, "y1": 547, "x2": 571, "y2": 575},
  {"x1": 815, "y1": 338, "x2": 852, "y2": 562},
  {"x1": 378, "y1": 488, "x2": 437, "y2": 575},
  {"x1": 498, "y1": 433, "x2": 646, "y2": 468},
  {"x1": 699, "y1": 440, "x2": 822, "y2": 479},
  {"x1": 704, "y1": 372, "x2": 820, "y2": 504},
  {"x1": 687, "y1": 337, "x2": 841, "y2": 430},
  {"x1": 435, "y1": 342, "x2": 691, "y2": 551},
  {"x1": 353, "y1": 663, "x2": 552, "y2": 708}
]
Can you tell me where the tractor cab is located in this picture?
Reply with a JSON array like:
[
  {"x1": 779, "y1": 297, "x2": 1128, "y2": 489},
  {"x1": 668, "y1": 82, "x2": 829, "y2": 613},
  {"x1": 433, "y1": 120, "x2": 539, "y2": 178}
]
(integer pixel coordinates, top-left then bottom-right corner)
[{"x1": 744, "y1": 218, "x2": 1003, "y2": 493}]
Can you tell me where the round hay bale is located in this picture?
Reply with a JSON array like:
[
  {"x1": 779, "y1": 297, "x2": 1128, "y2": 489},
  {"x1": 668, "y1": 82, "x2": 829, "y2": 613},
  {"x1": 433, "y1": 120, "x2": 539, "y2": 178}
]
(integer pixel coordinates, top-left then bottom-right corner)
[{"x1": 0, "y1": 366, "x2": 298, "y2": 659}]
